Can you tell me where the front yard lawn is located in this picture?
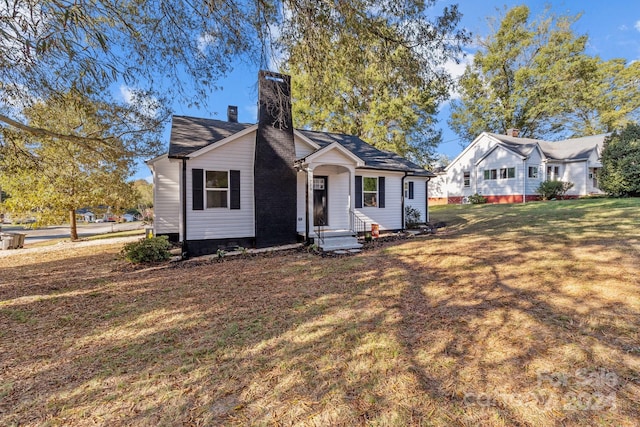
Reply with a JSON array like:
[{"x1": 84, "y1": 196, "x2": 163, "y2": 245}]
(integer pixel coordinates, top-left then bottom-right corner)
[{"x1": 1, "y1": 198, "x2": 638, "y2": 426}]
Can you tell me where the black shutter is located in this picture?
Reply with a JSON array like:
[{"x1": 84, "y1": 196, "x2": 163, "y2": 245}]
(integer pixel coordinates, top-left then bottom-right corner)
[
  {"x1": 408, "y1": 181, "x2": 414, "y2": 200},
  {"x1": 355, "y1": 175, "x2": 362, "y2": 208},
  {"x1": 378, "y1": 176, "x2": 385, "y2": 208},
  {"x1": 230, "y1": 170, "x2": 240, "y2": 210},
  {"x1": 192, "y1": 169, "x2": 204, "y2": 211}
]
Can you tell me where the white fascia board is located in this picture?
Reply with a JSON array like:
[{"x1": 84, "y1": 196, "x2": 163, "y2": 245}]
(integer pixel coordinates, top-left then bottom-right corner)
[
  {"x1": 146, "y1": 153, "x2": 168, "y2": 166},
  {"x1": 303, "y1": 141, "x2": 365, "y2": 167},
  {"x1": 293, "y1": 130, "x2": 322, "y2": 150}
]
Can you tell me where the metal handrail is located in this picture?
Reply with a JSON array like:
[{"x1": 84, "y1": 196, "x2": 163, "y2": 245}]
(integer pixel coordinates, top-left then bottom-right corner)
[
  {"x1": 350, "y1": 210, "x2": 367, "y2": 238},
  {"x1": 315, "y1": 219, "x2": 325, "y2": 246}
]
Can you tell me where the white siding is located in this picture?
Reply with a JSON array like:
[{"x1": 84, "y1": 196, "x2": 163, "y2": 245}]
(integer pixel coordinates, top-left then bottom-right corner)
[
  {"x1": 446, "y1": 135, "x2": 494, "y2": 197},
  {"x1": 296, "y1": 171, "x2": 307, "y2": 233},
  {"x1": 429, "y1": 174, "x2": 447, "y2": 199},
  {"x1": 564, "y1": 162, "x2": 587, "y2": 196},
  {"x1": 355, "y1": 171, "x2": 404, "y2": 231},
  {"x1": 294, "y1": 136, "x2": 316, "y2": 159},
  {"x1": 405, "y1": 178, "x2": 429, "y2": 223},
  {"x1": 316, "y1": 166, "x2": 350, "y2": 230},
  {"x1": 524, "y1": 149, "x2": 543, "y2": 195},
  {"x1": 186, "y1": 131, "x2": 256, "y2": 240},
  {"x1": 476, "y1": 147, "x2": 523, "y2": 196},
  {"x1": 151, "y1": 156, "x2": 181, "y2": 234}
]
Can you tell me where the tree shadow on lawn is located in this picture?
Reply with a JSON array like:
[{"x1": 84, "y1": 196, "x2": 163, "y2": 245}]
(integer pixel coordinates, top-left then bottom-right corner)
[
  {"x1": 392, "y1": 231, "x2": 639, "y2": 426},
  {"x1": 1, "y1": 232, "x2": 638, "y2": 426}
]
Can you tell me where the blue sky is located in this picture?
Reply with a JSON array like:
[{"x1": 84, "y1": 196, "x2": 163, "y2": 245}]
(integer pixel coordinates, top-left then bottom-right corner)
[{"x1": 134, "y1": 1, "x2": 640, "y2": 181}]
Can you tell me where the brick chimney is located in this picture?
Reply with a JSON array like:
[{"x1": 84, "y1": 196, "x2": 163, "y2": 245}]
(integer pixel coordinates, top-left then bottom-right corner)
[
  {"x1": 227, "y1": 105, "x2": 238, "y2": 123},
  {"x1": 507, "y1": 128, "x2": 520, "y2": 137},
  {"x1": 254, "y1": 70, "x2": 297, "y2": 248}
]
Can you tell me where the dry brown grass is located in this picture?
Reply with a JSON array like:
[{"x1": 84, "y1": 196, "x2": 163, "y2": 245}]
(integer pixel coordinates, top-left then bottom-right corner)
[{"x1": 1, "y1": 198, "x2": 639, "y2": 426}]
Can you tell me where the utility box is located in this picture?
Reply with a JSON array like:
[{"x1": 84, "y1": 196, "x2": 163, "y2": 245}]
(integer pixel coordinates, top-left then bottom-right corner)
[{"x1": 1, "y1": 234, "x2": 14, "y2": 250}]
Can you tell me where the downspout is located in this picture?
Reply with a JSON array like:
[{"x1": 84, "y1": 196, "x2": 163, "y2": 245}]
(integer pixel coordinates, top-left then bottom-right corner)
[
  {"x1": 181, "y1": 158, "x2": 188, "y2": 257},
  {"x1": 425, "y1": 177, "x2": 431, "y2": 223},
  {"x1": 401, "y1": 172, "x2": 408, "y2": 231},
  {"x1": 522, "y1": 158, "x2": 526, "y2": 204}
]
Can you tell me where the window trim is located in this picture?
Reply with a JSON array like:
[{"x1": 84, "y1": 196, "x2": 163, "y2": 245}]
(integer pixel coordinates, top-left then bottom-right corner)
[
  {"x1": 363, "y1": 176, "x2": 378, "y2": 207},
  {"x1": 528, "y1": 166, "x2": 538, "y2": 179},
  {"x1": 499, "y1": 167, "x2": 515, "y2": 179},
  {"x1": 463, "y1": 171, "x2": 471, "y2": 187},
  {"x1": 205, "y1": 170, "x2": 229, "y2": 209}
]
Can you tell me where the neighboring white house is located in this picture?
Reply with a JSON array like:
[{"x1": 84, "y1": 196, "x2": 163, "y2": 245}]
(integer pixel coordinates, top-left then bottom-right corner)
[
  {"x1": 430, "y1": 130, "x2": 606, "y2": 204},
  {"x1": 147, "y1": 71, "x2": 434, "y2": 256}
]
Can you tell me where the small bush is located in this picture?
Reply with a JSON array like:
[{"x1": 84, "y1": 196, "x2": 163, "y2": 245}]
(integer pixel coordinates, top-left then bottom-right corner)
[
  {"x1": 537, "y1": 180, "x2": 574, "y2": 200},
  {"x1": 121, "y1": 236, "x2": 172, "y2": 263},
  {"x1": 405, "y1": 206, "x2": 422, "y2": 228},
  {"x1": 468, "y1": 193, "x2": 487, "y2": 204}
]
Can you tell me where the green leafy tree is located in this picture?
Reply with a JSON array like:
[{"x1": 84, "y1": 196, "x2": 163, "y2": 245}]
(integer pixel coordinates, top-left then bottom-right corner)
[
  {"x1": 600, "y1": 124, "x2": 640, "y2": 197},
  {"x1": 449, "y1": 5, "x2": 640, "y2": 143},
  {"x1": 0, "y1": 93, "x2": 137, "y2": 240},
  {"x1": 282, "y1": 1, "x2": 468, "y2": 166}
]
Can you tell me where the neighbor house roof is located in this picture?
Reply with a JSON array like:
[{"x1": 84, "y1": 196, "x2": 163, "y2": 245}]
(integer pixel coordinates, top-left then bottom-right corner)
[
  {"x1": 165, "y1": 115, "x2": 434, "y2": 177},
  {"x1": 486, "y1": 132, "x2": 606, "y2": 161}
]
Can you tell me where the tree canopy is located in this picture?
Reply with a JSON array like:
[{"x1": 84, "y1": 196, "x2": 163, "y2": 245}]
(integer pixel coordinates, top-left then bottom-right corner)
[
  {"x1": 282, "y1": 1, "x2": 467, "y2": 165},
  {"x1": 0, "y1": 92, "x2": 136, "y2": 239},
  {"x1": 449, "y1": 5, "x2": 640, "y2": 144},
  {"x1": 1, "y1": 0, "x2": 468, "y2": 170},
  {"x1": 599, "y1": 123, "x2": 640, "y2": 197}
]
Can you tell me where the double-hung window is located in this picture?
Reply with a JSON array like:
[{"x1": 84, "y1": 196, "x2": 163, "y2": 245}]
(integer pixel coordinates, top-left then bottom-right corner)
[
  {"x1": 463, "y1": 172, "x2": 470, "y2": 187},
  {"x1": 363, "y1": 177, "x2": 378, "y2": 207},
  {"x1": 528, "y1": 166, "x2": 538, "y2": 179},
  {"x1": 206, "y1": 171, "x2": 228, "y2": 208}
]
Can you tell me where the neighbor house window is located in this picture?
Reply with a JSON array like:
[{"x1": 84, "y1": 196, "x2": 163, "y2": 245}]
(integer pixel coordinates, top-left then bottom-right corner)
[
  {"x1": 528, "y1": 166, "x2": 538, "y2": 178},
  {"x1": 500, "y1": 167, "x2": 515, "y2": 179},
  {"x1": 484, "y1": 169, "x2": 498, "y2": 180},
  {"x1": 363, "y1": 177, "x2": 378, "y2": 207},
  {"x1": 463, "y1": 172, "x2": 470, "y2": 187},
  {"x1": 206, "y1": 170, "x2": 228, "y2": 208},
  {"x1": 547, "y1": 166, "x2": 560, "y2": 180}
]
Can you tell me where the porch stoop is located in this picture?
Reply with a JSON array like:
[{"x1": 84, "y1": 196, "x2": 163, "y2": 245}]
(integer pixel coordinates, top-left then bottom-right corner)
[{"x1": 315, "y1": 230, "x2": 363, "y2": 252}]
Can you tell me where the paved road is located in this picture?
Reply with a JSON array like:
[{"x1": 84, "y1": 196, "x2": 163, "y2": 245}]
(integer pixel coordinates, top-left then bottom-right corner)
[{"x1": 1, "y1": 222, "x2": 146, "y2": 244}]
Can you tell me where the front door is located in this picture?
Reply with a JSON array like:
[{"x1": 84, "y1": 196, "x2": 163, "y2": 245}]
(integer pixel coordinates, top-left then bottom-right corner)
[{"x1": 313, "y1": 176, "x2": 328, "y2": 226}]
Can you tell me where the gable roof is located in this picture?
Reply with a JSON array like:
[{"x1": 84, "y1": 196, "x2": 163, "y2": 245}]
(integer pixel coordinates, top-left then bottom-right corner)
[
  {"x1": 168, "y1": 115, "x2": 254, "y2": 158},
  {"x1": 166, "y1": 115, "x2": 434, "y2": 177},
  {"x1": 486, "y1": 132, "x2": 606, "y2": 161},
  {"x1": 539, "y1": 134, "x2": 606, "y2": 161}
]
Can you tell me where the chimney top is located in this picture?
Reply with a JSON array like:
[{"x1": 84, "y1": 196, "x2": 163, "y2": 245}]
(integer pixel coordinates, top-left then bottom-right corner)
[
  {"x1": 506, "y1": 128, "x2": 520, "y2": 137},
  {"x1": 227, "y1": 105, "x2": 238, "y2": 123}
]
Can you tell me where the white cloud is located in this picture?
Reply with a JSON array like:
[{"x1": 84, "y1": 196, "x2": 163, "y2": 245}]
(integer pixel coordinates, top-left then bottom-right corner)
[
  {"x1": 119, "y1": 85, "x2": 161, "y2": 118},
  {"x1": 635, "y1": 20, "x2": 640, "y2": 32},
  {"x1": 441, "y1": 53, "x2": 474, "y2": 101}
]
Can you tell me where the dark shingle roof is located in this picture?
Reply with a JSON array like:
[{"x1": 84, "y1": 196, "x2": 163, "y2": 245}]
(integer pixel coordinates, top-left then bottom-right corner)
[
  {"x1": 168, "y1": 116, "x2": 253, "y2": 158},
  {"x1": 298, "y1": 130, "x2": 434, "y2": 176},
  {"x1": 167, "y1": 115, "x2": 434, "y2": 176}
]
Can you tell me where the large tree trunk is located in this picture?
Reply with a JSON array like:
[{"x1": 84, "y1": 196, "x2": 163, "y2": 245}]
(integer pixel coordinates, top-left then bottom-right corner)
[{"x1": 69, "y1": 209, "x2": 78, "y2": 241}]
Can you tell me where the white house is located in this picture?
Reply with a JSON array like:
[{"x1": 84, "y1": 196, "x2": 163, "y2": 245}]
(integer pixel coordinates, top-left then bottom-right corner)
[
  {"x1": 430, "y1": 130, "x2": 606, "y2": 204},
  {"x1": 147, "y1": 71, "x2": 434, "y2": 256}
]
